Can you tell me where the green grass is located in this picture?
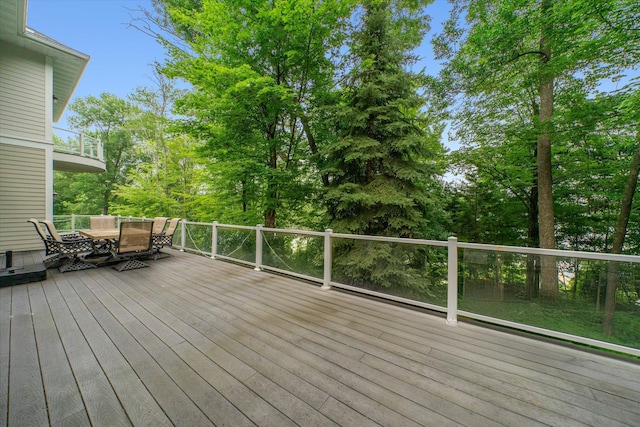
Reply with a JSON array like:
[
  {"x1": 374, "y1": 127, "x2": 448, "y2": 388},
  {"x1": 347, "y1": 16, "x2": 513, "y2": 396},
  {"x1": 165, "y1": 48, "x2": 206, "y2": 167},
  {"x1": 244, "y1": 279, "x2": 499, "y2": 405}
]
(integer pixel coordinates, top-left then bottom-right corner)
[{"x1": 459, "y1": 297, "x2": 640, "y2": 349}]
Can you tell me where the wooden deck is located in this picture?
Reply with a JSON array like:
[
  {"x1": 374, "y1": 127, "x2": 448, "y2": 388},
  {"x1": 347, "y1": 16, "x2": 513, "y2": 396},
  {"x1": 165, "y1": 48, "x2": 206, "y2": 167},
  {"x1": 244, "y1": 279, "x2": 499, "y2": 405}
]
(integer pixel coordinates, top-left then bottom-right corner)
[{"x1": 1, "y1": 250, "x2": 640, "y2": 426}]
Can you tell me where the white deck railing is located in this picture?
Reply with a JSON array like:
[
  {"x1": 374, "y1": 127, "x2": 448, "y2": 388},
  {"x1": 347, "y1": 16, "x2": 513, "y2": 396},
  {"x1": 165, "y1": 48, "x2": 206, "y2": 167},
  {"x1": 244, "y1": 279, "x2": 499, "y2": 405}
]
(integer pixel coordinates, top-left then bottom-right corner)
[
  {"x1": 53, "y1": 127, "x2": 104, "y2": 161},
  {"x1": 55, "y1": 214, "x2": 640, "y2": 357}
]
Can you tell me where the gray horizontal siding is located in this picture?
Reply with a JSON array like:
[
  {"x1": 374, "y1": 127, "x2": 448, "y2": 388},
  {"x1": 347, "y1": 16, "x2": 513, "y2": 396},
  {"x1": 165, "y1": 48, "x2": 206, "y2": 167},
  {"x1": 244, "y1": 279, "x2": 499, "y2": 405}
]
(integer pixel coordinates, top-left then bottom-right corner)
[
  {"x1": 0, "y1": 42, "x2": 46, "y2": 141},
  {"x1": 0, "y1": 144, "x2": 46, "y2": 252}
]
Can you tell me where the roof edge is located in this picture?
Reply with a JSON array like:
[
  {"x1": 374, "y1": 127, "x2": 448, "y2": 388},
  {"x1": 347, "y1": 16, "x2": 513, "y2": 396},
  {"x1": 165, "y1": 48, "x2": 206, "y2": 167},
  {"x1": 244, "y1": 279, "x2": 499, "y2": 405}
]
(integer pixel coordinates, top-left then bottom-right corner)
[{"x1": 22, "y1": 27, "x2": 90, "y2": 61}]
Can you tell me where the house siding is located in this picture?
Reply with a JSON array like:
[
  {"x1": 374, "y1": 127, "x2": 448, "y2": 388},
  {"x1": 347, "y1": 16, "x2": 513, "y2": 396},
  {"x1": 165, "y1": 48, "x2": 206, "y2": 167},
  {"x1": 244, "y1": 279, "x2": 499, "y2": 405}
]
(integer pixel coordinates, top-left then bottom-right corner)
[
  {"x1": 0, "y1": 144, "x2": 47, "y2": 252},
  {"x1": 0, "y1": 41, "x2": 46, "y2": 141}
]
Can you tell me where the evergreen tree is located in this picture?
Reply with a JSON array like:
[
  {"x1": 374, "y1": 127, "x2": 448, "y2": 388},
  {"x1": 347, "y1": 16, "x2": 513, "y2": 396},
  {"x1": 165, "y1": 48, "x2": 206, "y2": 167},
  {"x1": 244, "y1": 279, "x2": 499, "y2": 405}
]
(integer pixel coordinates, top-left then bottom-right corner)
[{"x1": 325, "y1": 0, "x2": 447, "y2": 294}]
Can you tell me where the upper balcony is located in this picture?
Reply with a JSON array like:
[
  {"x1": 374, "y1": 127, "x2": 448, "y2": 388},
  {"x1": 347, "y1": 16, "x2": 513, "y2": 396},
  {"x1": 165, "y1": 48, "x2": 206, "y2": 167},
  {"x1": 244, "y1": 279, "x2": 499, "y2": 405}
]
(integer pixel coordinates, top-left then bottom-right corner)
[{"x1": 52, "y1": 127, "x2": 106, "y2": 173}]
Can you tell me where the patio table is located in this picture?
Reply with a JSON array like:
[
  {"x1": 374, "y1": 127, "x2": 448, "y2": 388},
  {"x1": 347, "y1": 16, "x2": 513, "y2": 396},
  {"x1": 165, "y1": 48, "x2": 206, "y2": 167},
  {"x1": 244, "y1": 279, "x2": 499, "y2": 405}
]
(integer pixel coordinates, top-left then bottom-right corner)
[{"x1": 79, "y1": 228, "x2": 121, "y2": 240}]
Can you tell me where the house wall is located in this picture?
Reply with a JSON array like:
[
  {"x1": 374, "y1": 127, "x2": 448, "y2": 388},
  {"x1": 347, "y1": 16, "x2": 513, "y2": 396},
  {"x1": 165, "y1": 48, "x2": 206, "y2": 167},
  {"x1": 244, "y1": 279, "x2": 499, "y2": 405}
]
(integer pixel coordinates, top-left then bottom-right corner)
[
  {"x1": 0, "y1": 41, "x2": 46, "y2": 140},
  {"x1": 0, "y1": 41, "x2": 53, "y2": 252},
  {"x1": 0, "y1": 144, "x2": 47, "y2": 251}
]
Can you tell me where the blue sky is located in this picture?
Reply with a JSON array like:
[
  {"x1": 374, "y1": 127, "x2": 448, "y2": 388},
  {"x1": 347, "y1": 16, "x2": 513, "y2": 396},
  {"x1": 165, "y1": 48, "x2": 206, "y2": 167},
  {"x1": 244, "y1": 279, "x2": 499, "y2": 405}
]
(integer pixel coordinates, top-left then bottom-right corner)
[
  {"x1": 28, "y1": 0, "x2": 165, "y2": 124},
  {"x1": 27, "y1": 0, "x2": 452, "y2": 127}
]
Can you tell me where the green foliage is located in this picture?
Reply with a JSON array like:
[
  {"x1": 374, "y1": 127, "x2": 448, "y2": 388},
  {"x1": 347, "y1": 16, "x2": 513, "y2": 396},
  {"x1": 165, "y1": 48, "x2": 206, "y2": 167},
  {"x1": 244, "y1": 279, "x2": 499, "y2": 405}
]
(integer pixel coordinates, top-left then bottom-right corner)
[
  {"x1": 55, "y1": 93, "x2": 140, "y2": 215},
  {"x1": 53, "y1": 171, "x2": 106, "y2": 215},
  {"x1": 325, "y1": 0, "x2": 447, "y2": 292},
  {"x1": 436, "y1": 0, "x2": 640, "y2": 251},
  {"x1": 156, "y1": 0, "x2": 355, "y2": 227}
]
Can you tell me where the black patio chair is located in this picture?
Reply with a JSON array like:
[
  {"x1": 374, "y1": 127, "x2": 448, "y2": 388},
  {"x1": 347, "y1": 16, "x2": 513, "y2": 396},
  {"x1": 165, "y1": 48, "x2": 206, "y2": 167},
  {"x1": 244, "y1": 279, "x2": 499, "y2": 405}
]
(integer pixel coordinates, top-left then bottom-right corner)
[
  {"x1": 152, "y1": 217, "x2": 169, "y2": 235},
  {"x1": 28, "y1": 218, "x2": 96, "y2": 272},
  {"x1": 110, "y1": 221, "x2": 155, "y2": 271},
  {"x1": 151, "y1": 217, "x2": 181, "y2": 260},
  {"x1": 41, "y1": 219, "x2": 83, "y2": 241}
]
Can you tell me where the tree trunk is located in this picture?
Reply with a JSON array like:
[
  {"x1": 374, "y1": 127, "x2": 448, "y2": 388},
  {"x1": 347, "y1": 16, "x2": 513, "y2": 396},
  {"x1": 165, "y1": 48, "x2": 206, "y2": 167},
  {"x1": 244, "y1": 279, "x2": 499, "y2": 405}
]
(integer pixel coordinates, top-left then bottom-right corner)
[
  {"x1": 102, "y1": 191, "x2": 110, "y2": 215},
  {"x1": 264, "y1": 205, "x2": 276, "y2": 228},
  {"x1": 537, "y1": 10, "x2": 558, "y2": 299},
  {"x1": 300, "y1": 114, "x2": 330, "y2": 187},
  {"x1": 603, "y1": 143, "x2": 640, "y2": 336},
  {"x1": 264, "y1": 145, "x2": 278, "y2": 228},
  {"x1": 525, "y1": 171, "x2": 539, "y2": 299}
]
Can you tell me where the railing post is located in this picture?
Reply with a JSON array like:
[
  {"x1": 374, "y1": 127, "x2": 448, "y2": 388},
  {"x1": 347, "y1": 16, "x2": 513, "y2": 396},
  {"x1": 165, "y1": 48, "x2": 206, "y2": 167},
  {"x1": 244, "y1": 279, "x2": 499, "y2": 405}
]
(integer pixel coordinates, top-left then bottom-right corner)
[
  {"x1": 180, "y1": 220, "x2": 186, "y2": 252},
  {"x1": 71, "y1": 214, "x2": 76, "y2": 232},
  {"x1": 79, "y1": 133, "x2": 85, "y2": 157},
  {"x1": 116, "y1": 215, "x2": 121, "y2": 228},
  {"x1": 255, "y1": 224, "x2": 263, "y2": 271},
  {"x1": 211, "y1": 221, "x2": 218, "y2": 259},
  {"x1": 321, "y1": 229, "x2": 333, "y2": 290},
  {"x1": 447, "y1": 236, "x2": 458, "y2": 325}
]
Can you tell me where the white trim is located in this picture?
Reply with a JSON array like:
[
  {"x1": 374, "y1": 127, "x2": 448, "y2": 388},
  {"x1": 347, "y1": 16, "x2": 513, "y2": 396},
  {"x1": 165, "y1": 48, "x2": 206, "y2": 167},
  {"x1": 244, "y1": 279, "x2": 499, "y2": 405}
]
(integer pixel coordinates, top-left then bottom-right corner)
[
  {"x1": 45, "y1": 56, "x2": 53, "y2": 142},
  {"x1": 261, "y1": 226, "x2": 328, "y2": 238},
  {"x1": 22, "y1": 27, "x2": 89, "y2": 61},
  {"x1": 216, "y1": 223, "x2": 257, "y2": 231},
  {"x1": 458, "y1": 241, "x2": 640, "y2": 262},
  {"x1": 332, "y1": 232, "x2": 449, "y2": 247},
  {"x1": 45, "y1": 142, "x2": 53, "y2": 220}
]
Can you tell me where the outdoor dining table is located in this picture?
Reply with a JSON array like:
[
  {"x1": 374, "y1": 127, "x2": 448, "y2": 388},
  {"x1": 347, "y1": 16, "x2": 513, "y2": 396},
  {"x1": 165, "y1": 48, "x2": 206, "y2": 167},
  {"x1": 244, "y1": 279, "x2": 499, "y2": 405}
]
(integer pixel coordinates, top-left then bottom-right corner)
[{"x1": 79, "y1": 228, "x2": 121, "y2": 240}]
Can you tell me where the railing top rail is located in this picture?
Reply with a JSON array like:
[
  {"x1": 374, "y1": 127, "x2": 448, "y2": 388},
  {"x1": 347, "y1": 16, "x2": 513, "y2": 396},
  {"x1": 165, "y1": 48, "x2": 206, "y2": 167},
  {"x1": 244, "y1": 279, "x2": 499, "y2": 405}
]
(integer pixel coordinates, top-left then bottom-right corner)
[
  {"x1": 215, "y1": 223, "x2": 257, "y2": 231},
  {"x1": 53, "y1": 127, "x2": 100, "y2": 141},
  {"x1": 53, "y1": 126, "x2": 80, "y2": 135},
  {"x1": 459, "y1": 241, "x2": 640, "y2": 263},
  {"x1": 331, "y1": 232, "x2": 449, "y2": 247},
  {"x1": 183, "y1": 220, "x2": 209, "y2": 226},
  {"x1": 261, "y1": 226, "x2": 326, "y2": 237}
]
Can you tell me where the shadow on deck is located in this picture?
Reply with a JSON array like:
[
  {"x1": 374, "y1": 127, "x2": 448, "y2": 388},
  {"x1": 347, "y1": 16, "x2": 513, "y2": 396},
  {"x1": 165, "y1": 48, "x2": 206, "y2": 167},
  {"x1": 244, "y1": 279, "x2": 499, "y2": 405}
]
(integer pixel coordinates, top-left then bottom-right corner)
[{"x1": 1, "y1": 250, "x2": 639, "y2": 426}]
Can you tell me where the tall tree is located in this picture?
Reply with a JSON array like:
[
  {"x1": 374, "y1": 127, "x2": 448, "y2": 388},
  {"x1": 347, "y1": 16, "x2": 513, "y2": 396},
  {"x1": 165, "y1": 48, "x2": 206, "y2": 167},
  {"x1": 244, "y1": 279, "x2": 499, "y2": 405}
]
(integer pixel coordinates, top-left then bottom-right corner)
[
  {"x1": 603, "y1": 88, "x2": 640, "y2": 335},
  {"x1": 64, "y1": 93, "x2": 140, "y2": 214},
  {"x1": 435, "y1": 0, "x2": 640, "y2": 298},
  {"x1": 112, "y1": 73, "x2": 203, "y2": 220},
  {"x1": 325, "y1": 0, "x2": 447, "y2": 292},
  {"x1": 128, "y1": 66, "x2": 186, "y2": 198},
  {"x1": 143, "y1": 0, "x2": 354, "y2": 228}
]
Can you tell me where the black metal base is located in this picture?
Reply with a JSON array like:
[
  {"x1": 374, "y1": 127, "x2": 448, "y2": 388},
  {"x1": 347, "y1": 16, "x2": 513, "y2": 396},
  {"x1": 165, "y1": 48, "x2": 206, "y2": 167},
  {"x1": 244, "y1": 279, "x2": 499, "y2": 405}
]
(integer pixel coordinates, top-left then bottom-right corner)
[
  {"x1": 152, "y1": 251, "x2": 172, "y2": 260},
  {"x1": 59, "y1": 258, "x2": 97, "y2": 273},
  {"x1": 113, "y1": 259, "x2": 149, "y2": 272},
  {"x1": 0, "y1": 263, "x2": 47, "y2": 287},
  {"x1": 44, "y1": 255, "x2": 64, "y2": 269}
]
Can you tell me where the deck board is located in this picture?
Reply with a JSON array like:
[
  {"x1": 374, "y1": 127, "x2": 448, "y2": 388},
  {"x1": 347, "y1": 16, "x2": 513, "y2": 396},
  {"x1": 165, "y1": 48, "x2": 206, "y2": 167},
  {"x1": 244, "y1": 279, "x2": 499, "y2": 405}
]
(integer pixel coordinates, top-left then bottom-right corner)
[
  {"x1": 0, "y1": 287, "x2": 11, "y2": 427},
  {"x1": 70, "y1": 273, "x2": 214, "y2": 426},
  {"x1": 1, "y1": 249, "x2": 639, "y2": 426},
  {"x1": 8, "y1": 285, "x2": 48, "y2": 426},
  {"x1": 28, "y1": 283, "x2": 89, "y2": 426},
  {"x1": 43, "y1": 274, "x2": 130, "y2": 426}
]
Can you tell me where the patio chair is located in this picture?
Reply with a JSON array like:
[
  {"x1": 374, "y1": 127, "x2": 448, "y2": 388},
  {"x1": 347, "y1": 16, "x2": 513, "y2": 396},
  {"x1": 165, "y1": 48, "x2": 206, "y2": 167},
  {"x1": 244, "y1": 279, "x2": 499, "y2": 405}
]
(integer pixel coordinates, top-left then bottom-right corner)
[
  {"x1": 90, "y1": 215, "x2": 116, "y2": 230},
  {"x1": 28, "y1": 219, "x2": 96, "y2": 272},
  {"x1": 41, "y1": 219, "x2": 83, "y2": 241},
  {"x1": 152, "y1": 217, "x2": 169, "y2": 235},
  {"x1": 151, "y1": 217, "x2": 181, "y2": 260},
  {"x1": 110, "y1": 221, "x2": 155, "y2": 271}
]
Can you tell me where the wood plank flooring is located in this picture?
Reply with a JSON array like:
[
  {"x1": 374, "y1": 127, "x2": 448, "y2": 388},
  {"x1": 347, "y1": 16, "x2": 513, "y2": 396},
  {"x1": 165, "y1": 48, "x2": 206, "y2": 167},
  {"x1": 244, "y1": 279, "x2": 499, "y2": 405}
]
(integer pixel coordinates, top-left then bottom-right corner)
[{"x1": 1, "y1": 250, "x2": 639, "y2": 426}]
